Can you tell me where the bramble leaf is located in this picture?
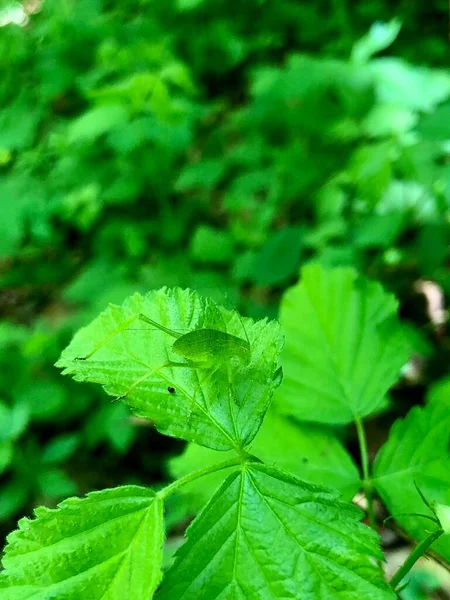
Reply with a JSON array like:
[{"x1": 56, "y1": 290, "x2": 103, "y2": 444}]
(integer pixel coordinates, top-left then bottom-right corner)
[
  {"x1": 169, "y1": 410, "x2": 360, "y2": 512},
  {"x1": 56, "y1": 288, "x2": 283, "y2": 451},
  {"x1": 276, "y1": 264, "x2": 409, "y2": 424},
  {"x1": 0, "y1": 486, "x2": 164, "y2": 600},
  {"x1": 68, "y1": 104, "x2": 129, "y2": 143},
  {"x1": 158, "y1": 463, "x2": 394, "y2": 599},
  {"x1": 435, "y1": 504, "x2": 450, "y2": 535},
  {"x1": 373, "y1": 399, "x2": 450, "y2": 561}
]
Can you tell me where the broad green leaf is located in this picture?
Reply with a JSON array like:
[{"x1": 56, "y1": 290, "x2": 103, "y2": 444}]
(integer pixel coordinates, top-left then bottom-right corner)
[
  {"x1": 37, "y1": 468, "x2": 78, "y2": 498},
  {"x1": 0, "y1": 401, "x2": 29, "y2": 442},
  {"x1": 68, "y1": 104, "x2": 129, "y2": 143},
  {"x1": 16, "y1": 379, "x2": 67, "y2": 421},
  {"x1": 0, "y1": 442, "x2": 13, "y2": 475},
  {"x1": 0, "y1": 486, "x2": 164, "y2": 600},
  {"x1": 348, "y1": 142, "x2": 393, "y2": 202},
  {"x1": 376, "y1": 180, "x2": 438, "y2": 223},
  {"x1": 151, "y1": 79, "x2": 171, "y2": 119},
  {"x1": 41, "y1": 433, "x2": 79, "y2": 464},
  {"x1": 353, "y1": 213, "x2": 405, "y2": 249},
  {"x1": 373, "y1": 400, "x2": 450, "y2": 561},
  {"x1": 190, "y1": 225, "x2": 235, "y2": 265},
  {"x1": 276, "y1": 264, "x2": 409, "y2": 424},
  {"x1": 0, "y1": 479, "x2": 28, "y2": 521},
  {"x1": 250, "y1": 227, "x2": 304, "y2": 286},
  {"x1": 0, "y1": 98, "x2": 41, "y2": 150},
  {"x1": 435, "y1": 504, "x2": 450, "y2": 535},
  {"x1": 84, "y1": 402, "x2": 136, "y2": 454},
  {"x1": 169, "y1": 411, "x2": 360, "y2": 512},
  {"x1": 361, "y1": 104, "x2": 417, "y2": 137},
  {"x1": 158, "y1": 463, "x2": 394, "y2": 599},
  {"x1": 370, "y1": 58, "x2": 450, "y2": 113},
  {"x1": 177, "y1": 0, "x2": 205, "y2": 10},
  {"x1": 0, "y1": 177, "x2": 35, "y2": 259},
  {"x1": 175, "y1": 160, "x2": 226, "y2": 192},
  {"x1": 57, "y1": 288, "x2": 283, "y2": 451},
  {"x1": 427, "y1": 375, "x2": 450, "y2": 408},
  {"x1": 418, "y1": 101, "x2": 450, "y2": 140}
]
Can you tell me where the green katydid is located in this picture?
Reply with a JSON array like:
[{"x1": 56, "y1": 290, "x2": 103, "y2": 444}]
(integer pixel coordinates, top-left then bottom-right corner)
[{"x1": 76, "y1": 311, "x2": 252, "y2": 410}]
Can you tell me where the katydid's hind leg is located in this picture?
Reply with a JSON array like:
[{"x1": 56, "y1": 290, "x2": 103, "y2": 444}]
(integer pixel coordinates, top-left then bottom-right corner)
[
  {"x1": 76, "y1": 313, "x2": 141, "y2": 360},
  {"x1": 137, "y1": 314, "x2": 183, "y2": 340}
]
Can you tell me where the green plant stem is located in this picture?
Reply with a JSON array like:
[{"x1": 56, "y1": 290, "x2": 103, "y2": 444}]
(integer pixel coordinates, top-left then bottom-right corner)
[
  {"x1": 355, "y1": 417, "x2": 377, "y2": 531},
  {"x1": 158, "y1": 456, "x2": 244, "y2": 500},
  {"x1": 389, "y1": 529, "x2": 444, "y2": 591}
]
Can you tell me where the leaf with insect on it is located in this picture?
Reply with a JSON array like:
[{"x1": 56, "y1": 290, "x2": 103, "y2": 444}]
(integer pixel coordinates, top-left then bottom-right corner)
[{"x1": 56, "y1": 287, "x2": 283, "y2": 451}]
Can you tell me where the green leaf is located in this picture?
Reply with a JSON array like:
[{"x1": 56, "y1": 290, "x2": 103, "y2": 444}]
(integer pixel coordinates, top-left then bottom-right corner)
[
  {"x1": 418, "y1": 101, "x2": 450, "y2": 140},
  {"x1": 16, "y1": 379, "x2": 67, "y2": 421},
  {"x1": 376, "y1": 180, "x2": 438, "y2": 223},
  {"x1": 159, "y1": 463, "x2": 394, "y2": 599},
  {"x1": 353, "y1": 213, "x2": 405, "y2": 249},
  {"x1": 435, "y1": 504, "x2": 450, "y2": 535},
  {"x1": 56, "y1": 288, "x2": 283, "y2": 451},
  {"x1": 190, "y1": 225, "x2": 235, "y2": 265},
  {"x1": 370, "y1": 59, "x2": 450, "y2": 113},
  {"x1": 0, "y1": 401, "x2": 29, "y2": 442},
  {"x1": 68, "y1": 104, "x2": 129, "y2": 143},
  {"x1": 427, "y1": 375, "x2": 450, "y2": 408},
  {"x1": 84, "y1": 402, "x2": 136, "y2": 454},
  {"x1": 351, "y1": 19, "x2": 402, "y2": 64},
  {"x1": 0, "y1": 98, "x2": 41, "y2": 150},
  {"x1": 250, "y1": 227, "x2": 304, "y2": 286},
  {"x1": 41, "y1": 434, "x2": 80, "y2": 464},
  {"x1": 348, "y1": 142, "x2": 393, "y2": 202},
  {"x1": 37, "y1": 468, "x2": 78, "y2": 498},
  {"x1": 276, "y1": 264, "x2": 409, "y2": 424},
  {"x1": 0, "y1": 177, "x2": 34, "y2": 259},
  {"x1": 175, "y1": 160, "x2": 226, "y2": 192},
  {"x1": 151, "y1": 79, "x2": 171, "y2": 119},
  {"x1": 0, "y1": 486, "x2": 164, "y2": 600},
  {"x1": 177, "y1": 0, "x2": 205, "y2": 10},
  {"x1": 0, "y1": 442, "x2": 13, "y2": 475},
  {"x1": 361, "y1": 104, "x2": 417, "y2": 137},
  {"x1": 170, "y1": 411, "x2": 360, "y2": 512},
  {"x1": 0, "y1": 479, "x2": 29, "y2": 521},
  {"x1": 373, "y1": 400, "x2": 450, "y2": 561}
]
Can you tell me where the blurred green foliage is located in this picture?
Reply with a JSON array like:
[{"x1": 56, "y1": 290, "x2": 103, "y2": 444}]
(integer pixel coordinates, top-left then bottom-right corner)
[{"x1": 0, "y1": 0, "x2": 449, "y2": 549}]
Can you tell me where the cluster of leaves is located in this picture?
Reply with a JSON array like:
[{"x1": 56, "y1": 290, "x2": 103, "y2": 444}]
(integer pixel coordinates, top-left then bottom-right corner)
[
  {"x1": 0, "y1": 268, "x2": 448, "y2": 597},
  {"x1": 1, "y1": 4, "x2": 450, "y2": 296},
  {"x1": 0, "y1": 0, "x2": 449, "y2": 580}
]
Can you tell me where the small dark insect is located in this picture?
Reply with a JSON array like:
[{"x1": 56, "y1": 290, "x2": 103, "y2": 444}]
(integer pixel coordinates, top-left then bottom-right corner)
[{"x1": 167, "y1": 386, "x2": 176, "y2": 394}]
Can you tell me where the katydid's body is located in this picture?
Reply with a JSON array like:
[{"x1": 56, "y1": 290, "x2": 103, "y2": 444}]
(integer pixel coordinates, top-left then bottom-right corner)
[
  {"x1": 138, "y1": 314, "x2": 251, "y2": 369},
  {"x1": 76, "y1": 312, "x2": 251, "y2": 402}
]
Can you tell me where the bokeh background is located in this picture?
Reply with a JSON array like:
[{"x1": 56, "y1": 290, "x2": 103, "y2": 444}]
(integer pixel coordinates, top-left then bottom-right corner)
[{"x1": 1, "y1": 0, "x2": 450, "y2": 595}]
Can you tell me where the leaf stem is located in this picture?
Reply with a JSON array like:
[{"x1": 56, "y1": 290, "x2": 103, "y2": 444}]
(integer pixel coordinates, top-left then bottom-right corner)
[
  {"x1": 389, "y1": 528, "x2": 444, "y2": 591},
  {"x1": 355, "y1": 417, "x2": 377, "y2": 531},
  {"x1": 158, "y1": 456, "x2": 244, "y2": 500}
]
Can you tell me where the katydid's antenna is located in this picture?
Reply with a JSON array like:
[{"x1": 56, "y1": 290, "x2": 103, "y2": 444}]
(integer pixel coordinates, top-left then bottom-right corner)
[{"x1": 218, "y1": 283, "x2": 251, "y2": 351}]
